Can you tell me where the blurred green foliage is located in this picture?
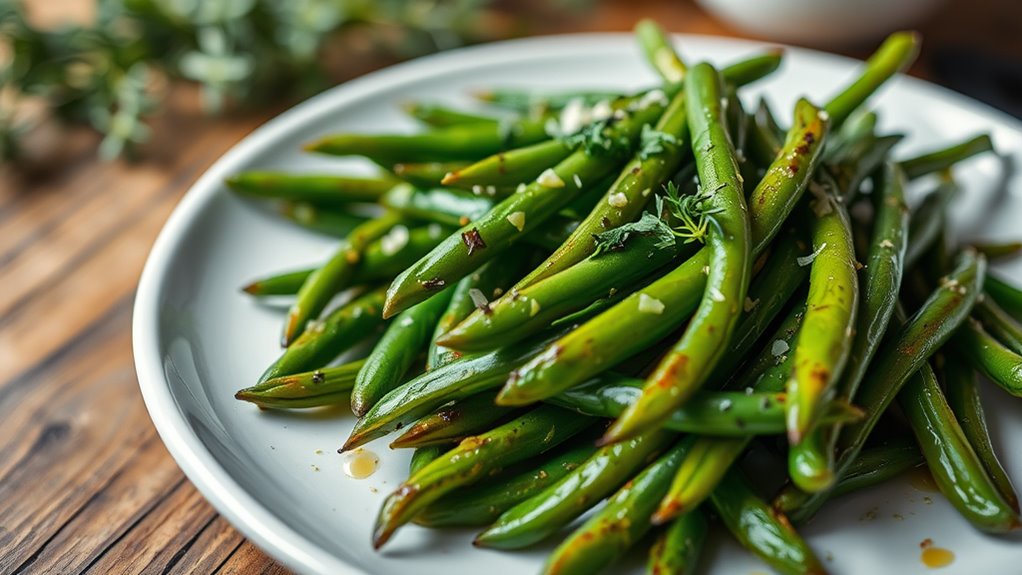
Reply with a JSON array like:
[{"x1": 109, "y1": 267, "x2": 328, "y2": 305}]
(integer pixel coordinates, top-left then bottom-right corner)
[{"x1": 0, "y1": 0, "x2": 512, "y2": 161}]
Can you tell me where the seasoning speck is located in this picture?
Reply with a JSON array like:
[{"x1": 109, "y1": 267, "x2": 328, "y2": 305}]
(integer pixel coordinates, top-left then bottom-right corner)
[
  {"x1": 461, "y1": 228, "x2": 487, "y2": 255},
  {"x1": 638, "y1": 293, "x2": 665, "y2": 314},
  {"x1": 608, "y1": 192, "x2": 628, "y2": 208},
  {"x1": 538, "y1": 168, "x2": 565, "y2": 188},
  {"x1": 507, "y1": 211, "x2": 526, "y2": 231}
]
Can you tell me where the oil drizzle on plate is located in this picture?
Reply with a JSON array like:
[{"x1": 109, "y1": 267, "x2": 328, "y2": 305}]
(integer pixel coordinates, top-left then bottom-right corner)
[
  {"x1": 919, "y1": 538, "x2": 954, "y2": 569},
  {"x1": 343, "y1": 448, "x2": 379, "y2": 479}
]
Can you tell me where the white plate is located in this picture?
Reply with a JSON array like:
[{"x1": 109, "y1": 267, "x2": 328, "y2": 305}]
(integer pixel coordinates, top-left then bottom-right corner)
[{"x1": 133, "y1": 33, "x2": 1022, "y2": 575}]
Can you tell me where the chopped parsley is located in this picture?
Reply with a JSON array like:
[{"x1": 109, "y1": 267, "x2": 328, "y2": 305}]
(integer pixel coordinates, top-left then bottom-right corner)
[
  {"x1": 561, "y1": 120, "x2": 630, "y2": 158},
  {"x1": 592, "y1": 211, "x2": 675, "y2": 256},
  {"x1": 638, "y1": 124, "x2": 679, "y2": 160}
]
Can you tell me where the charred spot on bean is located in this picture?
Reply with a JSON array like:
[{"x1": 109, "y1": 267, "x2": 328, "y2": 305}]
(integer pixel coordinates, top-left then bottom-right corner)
[
  {"x1": 421, "y1": 277, "x2": 447, "y2": 290},
  {"x1": 461, "y1": 228, "x2": 487, "y2": 255},
  {"x1": 311, "y1": 370, "x2": 325, "y2": 384}
]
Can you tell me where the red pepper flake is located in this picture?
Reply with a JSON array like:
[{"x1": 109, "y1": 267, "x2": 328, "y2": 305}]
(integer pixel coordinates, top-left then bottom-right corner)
[
  {"x1": 461, "y1": 227, "x2": 487, "y2": 255},
  {"x1": 421, "y1": 277, "x2": 446, "y2": 290}
]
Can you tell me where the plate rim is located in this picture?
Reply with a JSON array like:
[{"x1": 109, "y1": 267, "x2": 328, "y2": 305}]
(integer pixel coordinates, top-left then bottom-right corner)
[{"x1": 132, "y1": 31, "x2": 1022, "y2": 575}]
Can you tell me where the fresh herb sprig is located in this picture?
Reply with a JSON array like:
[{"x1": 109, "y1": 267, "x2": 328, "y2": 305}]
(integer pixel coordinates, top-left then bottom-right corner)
[{"x1": 661, "y1": 180, "x2": 723, "y2": 244}]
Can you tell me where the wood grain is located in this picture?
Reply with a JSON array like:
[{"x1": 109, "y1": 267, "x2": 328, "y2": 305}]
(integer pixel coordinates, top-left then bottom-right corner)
[{"x1": 0, "y1": 1, "x2": 1016, "y2": 573}]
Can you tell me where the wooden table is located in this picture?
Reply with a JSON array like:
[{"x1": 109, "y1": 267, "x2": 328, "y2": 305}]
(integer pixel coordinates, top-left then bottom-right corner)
[{"x1": 1, "y1": 1, "x2": 1018, "y2": 572}]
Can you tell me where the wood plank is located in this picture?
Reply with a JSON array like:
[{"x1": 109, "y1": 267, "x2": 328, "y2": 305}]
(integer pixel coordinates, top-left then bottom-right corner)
[
  {"x1": 162, "y1": 515, "x2": 247, "y2": 575},
  {"x1": 216, "y1": 541, "x2": 292, "y2": 575},
  {"x1": 80, "y1": 482, "x2": 218, "y2": 574},
  {"x1": 0, "y1": 301, "x2": 160, "y2": 571},
  {"x1": 0, "y1": 122, "x2": 257, "y2": 387}
]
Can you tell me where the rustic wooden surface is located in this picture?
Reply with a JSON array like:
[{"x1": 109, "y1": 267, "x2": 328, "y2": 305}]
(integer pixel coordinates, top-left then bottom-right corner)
[{"x1": 0, "y1": 1, "x2": 1018, "y2": 573}]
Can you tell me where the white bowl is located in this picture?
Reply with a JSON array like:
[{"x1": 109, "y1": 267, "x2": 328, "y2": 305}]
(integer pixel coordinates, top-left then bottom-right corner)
[{"x1": 697, "y1": 0, "x2": 942, "y2": 45}]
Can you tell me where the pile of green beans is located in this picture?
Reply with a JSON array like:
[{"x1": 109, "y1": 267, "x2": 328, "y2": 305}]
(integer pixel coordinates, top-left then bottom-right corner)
[{"x1": 229, "y1": 19, "x2": 1022, "y2": 575}]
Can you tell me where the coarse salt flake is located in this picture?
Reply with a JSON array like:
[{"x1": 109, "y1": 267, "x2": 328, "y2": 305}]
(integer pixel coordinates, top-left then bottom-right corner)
[
  {"x1": 709, "y1": 287, "x2": 726, "y2": 302},
  {"x1": 879, "y1": 239, "x2": 895, "y2": 249},
  {"x1": 608, "y1": 192, "x2": 628, "y2": 208},
  {"x1": 529, "y1": 298, "x2": 542, "y2": 317},
  {"x1": 468, "y1": 288, "x2": 489, "y2": 310},
  {"x1": 507, "y1": 211, "x2": 526, "y2": 231},
  {"x1": 538, "y1": 169, "x2": 565, "y2": 188},
  {"x1": 638, "y1": 293, "x2": 665, "y2": 314},
  {"x1": 771, "y1": 340, "x2": 789, "y2": 357},
  {"x1": 797, "y1": 242, "x2": 827, "y2": 267}
]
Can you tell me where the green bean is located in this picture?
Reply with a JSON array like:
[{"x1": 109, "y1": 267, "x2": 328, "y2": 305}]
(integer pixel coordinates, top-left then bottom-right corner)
[
  {"x1": 943, "y1": 354, "x2": 1019, "y2": 512},
  {"x1": 278, "y1": 202, "x2": 367, "y2": 237},
  {"x1": 243, "y1": 268, "x2": 316, "y2": 297},
  {"x1": 955, "y1": 317, "x2": 1022, "y2": 397},
  {"x1": 786, "y1": 250, "x2": 985, "y2": 523},
  {"x1": 342, "y1": 332, "x2": 563, "y2": 451},
  {"x1": 390, "y1": 392, "x2": 517, "y2": 448},
  {"x1": 351, "y1": 288, "x2": 453, "y2": 415},
  {"x1": 829, "y1": 438, "x2": 924, "y2": 499},
  {"x1": 416, "y1": 439, "x2": 599, "y2": 527},
  {"x1": 898, "y1": 363, "x2": 1021, "y2": 533},
  {"x1": 305, "y1": 119, "x2": 549, "y2": 163},
  {"x1": 829, "y1": 134, "x2": 904, "y2": 201},
  {"x1": 905, "y1": 178, "x2": 957, "y2": 267},
  {"x1": 383, "y1": 101, "x2": 667, "y2": 318},
  {"x1": 973, "y1": 241, "x2": 1022, "y2": 261},
  {"x1": 440, "y1": 217, "x2": 681, "y2": 352},
  {"x1": 240, "y1": 224, "x2": 452, "y2": 297},
  {"x1": 514, "y1": 89, "x2": 690, "y2": 289},
  {"x1": 653, "y1": 436, "x2": 747, "y2": 523},
  {"x1": 259, "y1": 286, "x2": 388, "y2": 383},
  {"x1": 646, "y1": 510, "x2": 708, "y2": 575},
  {"x1": 600, "y1": 63, "x2": 755, "y2": 444},
  {"x1": 235, "y1": 359, "x2": 365, "y2": 409},
  {"x1": 283, "y1": 212, "x2": 403, "y2": 345},
  {"x1": 428, "y1": 257, "x2": 528, "y2": 369},
  {"x1": 747, "y1": 98, "x2": 783, "y2": 165},
  {"x1": 838, "y1": 162, "x2": 909, "y2": 403},
  {"x1": 391, "y1": 161, "x2": 470, "y2": 189},
  {"x1": 705, "y1": 227, "x2": 810, "y2": 385},
  {"x1": 786, "y1": 190, "x2": 858, "y2": 449},
  {"x1": 505, "y1": 99, "x2": 827, "y2": 408},
  {"x1": 403, "y1": 102, "x2": 500, "y2": 128},
  {"x1": 985, "y1": 274, "x2": 1022, "y2": 320},
  {"x1": 901, "y1": 134, "x2": 994, "y2": 180},
  {"x1": 409, "y1": 445, "x2": 447, "y2": 475},
  {"x1": 381, "y1": 184, "x2": 495, "y2": 226},
  {"x1": 821, "y1": 110, "x2": 877, "y2": 165},
  {"x1": 711, "y1": 469, "x2": 825, "y2": 575},
  {"x1": 974, "y1": 297, "x2": 1022, "y2": 355},
  {"x1": 225, "y1": 171, "x2": 398, "y2": 204},
  {"x1": 371, "y1": 405, "x2": 595, "y2": 548},
  {"x1": 473, "y1": 88, "x2": 623, "y2": 113},
  {"x1": 442, "y1": 139, "x2": 574, "y2": 191},
  {"x1": 549, "y1": 374, "x2": 862, "y2": 436},
  {"x1": 728, "y1": 301, "x2": 805, "y2": 392},
  {"x1": 541, "y1": 439, "x2": 695, "y2": 575},
  {"x1": 823, "y1": 31, "x2": 920, "y2": 127},
  {"x1": 635, "y1": 18, "x2": 686, "y2": 84},
  {"x1": 475, "y1": 429, "x2": 676, "y2": 549}
]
